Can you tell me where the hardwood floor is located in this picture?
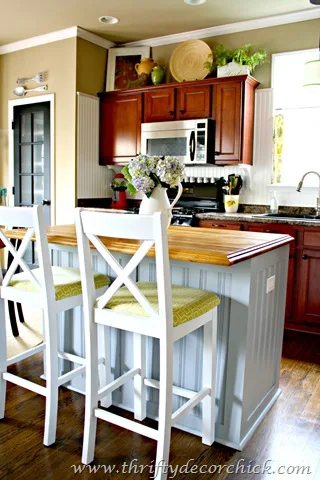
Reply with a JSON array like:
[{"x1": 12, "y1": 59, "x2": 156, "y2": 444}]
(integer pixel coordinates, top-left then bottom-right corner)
[{"x1": 0, "y1": 330, "x2": 319, "y2": 479}]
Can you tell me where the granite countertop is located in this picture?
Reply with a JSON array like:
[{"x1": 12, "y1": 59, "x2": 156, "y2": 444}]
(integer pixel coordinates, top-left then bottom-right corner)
[{"x1": 197, "y1": 212, "x2": 320, "y2": 227}]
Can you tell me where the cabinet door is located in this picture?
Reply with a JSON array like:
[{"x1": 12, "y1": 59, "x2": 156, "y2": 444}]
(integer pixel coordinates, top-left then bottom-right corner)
[
  {"x1": 177, "y1": 85, "x2": 211, "y2": 120},
  {"x1": 198, "y1": 220, "x2": 242, "y2": 230},
  {"x1": 296, "y1": 248, "x2": 320, "y2": 329},
  {"x1": 99, "y1": 93, "x2": 142, "y2": 165},
  {"x1": 214, "y1": 81, "x2": 241, "y2": 164},
  {"x1": 144, "y1": 88, "x2": 175, "y2": 122}
]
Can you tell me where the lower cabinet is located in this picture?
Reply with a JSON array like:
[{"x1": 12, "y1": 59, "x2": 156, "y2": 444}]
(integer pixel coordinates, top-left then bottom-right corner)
[
  {"x1": 199, "y1": 219, "x2": 320, "y2": 334},
  {"x1": 198, "y1": 219, "x2": 242, "y2": 230},
  {"x1": 293, "y1": 229, "x2": 320, "y2": 333}
]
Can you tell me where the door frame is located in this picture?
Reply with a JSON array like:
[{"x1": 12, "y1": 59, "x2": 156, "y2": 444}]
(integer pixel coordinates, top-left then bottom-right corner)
[{"x1": 8, "y1": 94, "x2": 55, "y2": 225}]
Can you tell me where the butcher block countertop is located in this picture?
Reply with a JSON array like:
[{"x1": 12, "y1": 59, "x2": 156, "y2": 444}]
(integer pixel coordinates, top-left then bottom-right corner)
[{"x1": 4, "y1": 224, "x2": 293, "y2": 267}]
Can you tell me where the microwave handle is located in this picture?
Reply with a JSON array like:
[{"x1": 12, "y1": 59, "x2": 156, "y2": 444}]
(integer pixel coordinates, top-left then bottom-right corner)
[{"x1": 189, "y1": 130, "x2": 195, "y2": 162}]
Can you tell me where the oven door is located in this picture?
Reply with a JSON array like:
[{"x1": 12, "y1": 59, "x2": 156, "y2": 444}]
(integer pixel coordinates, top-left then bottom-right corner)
[{"x1": 141, "y1": 128, "x2": 196, "y2": 164}]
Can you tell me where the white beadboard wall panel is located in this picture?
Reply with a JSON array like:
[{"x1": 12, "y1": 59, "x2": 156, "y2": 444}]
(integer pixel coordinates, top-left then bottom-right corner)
[
  {"x1": 241, "y1": 88, "x2": 274, "y2": 205},
  {"x1": 77, "y1": 92, "x2": 110, "y2": 199}
]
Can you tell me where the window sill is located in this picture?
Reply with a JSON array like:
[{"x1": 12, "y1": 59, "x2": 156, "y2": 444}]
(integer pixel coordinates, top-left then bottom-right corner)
[{"x1": 267, "y1": 184, "x2": 319, "y2": 190}]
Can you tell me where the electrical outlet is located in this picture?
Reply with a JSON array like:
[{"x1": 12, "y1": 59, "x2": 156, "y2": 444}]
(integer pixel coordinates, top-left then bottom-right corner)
[{"x1": 266, "y1": 275, "x2": 276, "y2": 294}]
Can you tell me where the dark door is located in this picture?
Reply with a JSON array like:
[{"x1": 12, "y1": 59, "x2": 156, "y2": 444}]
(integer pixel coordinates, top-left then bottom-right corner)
[{"x1": 13, "y1": 102, "x2": 51, "y2": 224}]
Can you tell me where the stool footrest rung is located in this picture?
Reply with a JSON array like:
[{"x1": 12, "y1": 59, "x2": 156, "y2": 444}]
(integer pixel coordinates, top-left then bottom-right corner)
[
  {"x1": 58, "y1": 365, "x2": 85, "y2": 386},
  {"x1": 3, "y1": 372, "x2": 47, "y2": 397},
  {"x1": 171, "y1": 387, "x2": 210, "y2": 425},
  {"x1": 7, "y1": 343, "x2": 44, "y2": 367},
  {"x1": 57, "y1": 351, "x2": 86, "y2": 365},
  {"x1": 97, "y1": 367, "x2": 140, "y2": 401},
  {"x1": 144, "y1": 377, "x2": 196, "y2": 400},
  {"x1": 95, "y1": 408, "x2": 159, "y2": 440}
]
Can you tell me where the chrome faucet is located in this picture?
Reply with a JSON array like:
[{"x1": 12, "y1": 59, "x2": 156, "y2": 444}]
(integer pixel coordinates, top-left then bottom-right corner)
[{"x1": 296, "y1": 171, "x2": 320, "y2": 216}]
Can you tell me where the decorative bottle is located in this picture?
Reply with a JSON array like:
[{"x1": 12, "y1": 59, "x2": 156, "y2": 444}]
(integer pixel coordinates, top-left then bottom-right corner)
[{"x1": 270, "y1": 191, "x2": 279, "y2": 214}]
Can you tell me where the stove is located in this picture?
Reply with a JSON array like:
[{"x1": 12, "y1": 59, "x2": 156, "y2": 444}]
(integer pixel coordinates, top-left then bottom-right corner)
[{"x1": 170, "y1": 199, "x2": 221, "y2": 227}]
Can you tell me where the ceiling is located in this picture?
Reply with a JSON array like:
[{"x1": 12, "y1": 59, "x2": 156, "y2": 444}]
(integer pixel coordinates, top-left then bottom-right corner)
[{"x1": 0, "y1": 0, "x2": 319, "y2": 47}]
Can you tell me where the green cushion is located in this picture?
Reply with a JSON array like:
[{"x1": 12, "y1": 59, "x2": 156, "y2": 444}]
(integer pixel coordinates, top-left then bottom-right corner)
[
  {"x1": 9, "y1": 266, "x2": 110, "y2": 301},
  {"x1": 101, "y1": 282, "x2": 220, "y2": 327}
]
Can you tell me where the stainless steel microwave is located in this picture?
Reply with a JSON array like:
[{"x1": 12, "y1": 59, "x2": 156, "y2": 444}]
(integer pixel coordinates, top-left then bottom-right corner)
[{"x1": 141, "y1": 118, "x2": 215, "y2": 164}]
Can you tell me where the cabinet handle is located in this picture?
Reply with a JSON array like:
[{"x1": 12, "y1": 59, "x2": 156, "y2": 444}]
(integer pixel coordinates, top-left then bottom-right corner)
[
  {"x1": 302, "y1": 254, "x2": 308, "y2": 260},
  {"x1": 214, "y1": 151, "x2": 221, "y2": 156},
  {"x1": 212, "y1": 224, "x2": 226, "y2": 228},
  {"x1": 179, "y1": 109, "x2": 185, "y2": 114},
  {"x1": 168, "y1": 111, "x2": 174, "y2": 115}
]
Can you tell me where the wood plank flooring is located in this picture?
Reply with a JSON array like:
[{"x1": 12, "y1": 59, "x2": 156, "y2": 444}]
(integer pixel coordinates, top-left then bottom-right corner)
[{"x1": 0, "y1": 330, "x2": 319, "y2": 480}]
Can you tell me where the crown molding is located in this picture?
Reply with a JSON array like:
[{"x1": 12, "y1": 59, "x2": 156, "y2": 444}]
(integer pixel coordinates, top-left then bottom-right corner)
[
  {"x1": 121, "y1": 8, "x2": 320, "y2": 48},
  {"x1": 0, "y1": 8, "x2": 319, "y2": 55},
  {"x1": 76, "y1": 27, "x2": 115, "y2": 49},
  {"x1": 0, "y1": 26, "x2": 115, "y2": 55}
]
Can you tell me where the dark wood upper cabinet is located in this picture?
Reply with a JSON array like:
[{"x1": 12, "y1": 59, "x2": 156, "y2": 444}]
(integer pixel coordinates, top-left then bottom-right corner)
[
  {"x1": 177, "y1": 85, "x2": 211, "y2": 120},
  {"x1": 99, "y1": 75, "x2": 259, "y2": 166},
  {"x1": 99, "y1": 92, "x2": 142, "y2": 165},
  {"x1": 143, "y1": 84, "x2": 211, "y2": 122},
  {"x1": 213, "y1": 77, "x2": 257, "y2": 165},
  {"x1": 144, "y1": 88, "x2": 175, "y2": 122},
  {"x1": 214, "y1": 81, "x2": 241, "y2": 164}
]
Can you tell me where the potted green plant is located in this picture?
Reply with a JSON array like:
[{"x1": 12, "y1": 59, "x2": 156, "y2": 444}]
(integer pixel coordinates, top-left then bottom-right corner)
[{"x1": 204, "y1": 43, "x2": 267, "y2": 77}]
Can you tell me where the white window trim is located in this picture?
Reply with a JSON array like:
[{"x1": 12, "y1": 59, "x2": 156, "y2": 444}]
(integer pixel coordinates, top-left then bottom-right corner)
[
  {"x1": 270, "y1": 48, "x2": 320, "y2": 189},
  {"x1": 271, "y1": 48, "x2": 318, "y2": 89}
]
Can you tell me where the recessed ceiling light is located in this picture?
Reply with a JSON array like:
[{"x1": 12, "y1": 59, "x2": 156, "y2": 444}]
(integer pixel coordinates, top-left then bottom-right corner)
[
  {"x1": 184, "y1": 0, "x2": 207, "y2": 4},
  {"x1": 99, "y1": 16, "x2": 119, "y2": 25}
]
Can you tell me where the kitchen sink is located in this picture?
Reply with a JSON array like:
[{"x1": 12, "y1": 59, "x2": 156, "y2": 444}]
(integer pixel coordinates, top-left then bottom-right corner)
[{"x1": 254, "y1": 213, "x2": 320, "y2": 220}]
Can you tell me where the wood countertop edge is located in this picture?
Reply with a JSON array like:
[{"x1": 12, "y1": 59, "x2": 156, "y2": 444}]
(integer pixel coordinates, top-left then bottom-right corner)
[{"x1": 2, "y1": 227, "x2": 293, "y2": 267}]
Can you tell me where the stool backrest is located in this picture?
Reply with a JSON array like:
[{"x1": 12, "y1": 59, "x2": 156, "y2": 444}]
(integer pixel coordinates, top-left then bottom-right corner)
[
  {"x1": 75, "y1": 208, "x2": 173, "y2": 332},
  {"x1": 0, "y1": 205, "x2": 54, "y2": 302}
]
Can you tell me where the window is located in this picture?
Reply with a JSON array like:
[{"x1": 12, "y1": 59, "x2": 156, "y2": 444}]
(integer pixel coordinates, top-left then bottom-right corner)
[{"x1": 272, "y1": 49, "x2": 320, "y2": 186}]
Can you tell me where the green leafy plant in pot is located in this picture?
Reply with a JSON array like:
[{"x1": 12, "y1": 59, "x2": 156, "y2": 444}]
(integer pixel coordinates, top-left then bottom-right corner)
[{"x1": 204, "y1": 43, "x2": 267, "y2": 76}]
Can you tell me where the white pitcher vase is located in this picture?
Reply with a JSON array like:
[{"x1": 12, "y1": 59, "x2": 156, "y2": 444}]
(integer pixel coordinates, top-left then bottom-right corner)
[{"x1": 139, "y1": 183, "x2": 183, "y2": 227}]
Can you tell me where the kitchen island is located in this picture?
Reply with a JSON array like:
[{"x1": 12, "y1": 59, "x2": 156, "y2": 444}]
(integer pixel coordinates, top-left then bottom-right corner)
[{"x1": 6, "y1": 224, "x2": 292, "y2": 450}]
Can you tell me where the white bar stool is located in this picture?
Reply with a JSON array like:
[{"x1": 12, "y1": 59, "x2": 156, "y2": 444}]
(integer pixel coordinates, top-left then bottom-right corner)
[
  {"x1": 76, "y1": 209, "x2": 219, "y2": 480},
  {"x1": 0, "y1": 205, "x2": 110, "y2": 446}
]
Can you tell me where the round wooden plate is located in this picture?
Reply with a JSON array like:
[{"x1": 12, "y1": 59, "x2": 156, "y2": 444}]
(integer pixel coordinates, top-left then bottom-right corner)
[{"x1": 169, "y1": 39, "x2": 211, "y2": 82}]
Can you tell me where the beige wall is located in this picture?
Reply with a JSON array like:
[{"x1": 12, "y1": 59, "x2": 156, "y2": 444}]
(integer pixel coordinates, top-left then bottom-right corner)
[
  {"x1": 0, "y1": 38, "x2": 77, "y2": 224},
  {"x1": 0, "y1": 19, "x2": 319, "y2": 223},
  {"x1": 153, "y1": 19, "x2": 320, "y2": 88},
  {"x1": 76, "y1": 37, "x2": 107, "y2": 95}
]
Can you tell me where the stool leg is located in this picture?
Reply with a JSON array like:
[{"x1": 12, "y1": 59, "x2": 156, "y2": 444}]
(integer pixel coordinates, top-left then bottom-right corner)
[
  {"x1": 82, "y1": 321, "x2": 99, "y2": 464},
  {"x1": 0, "y1": 298, "x2": 7, "y2": 419},
  {"x1": 133, "y1": 333, "x2": 147, "y2": 421},
  {"x1": 155, "y1": 338, "x2": 173, "y2": 480},
  {"x1": 16, "y1": 303, "x2": 25, "y2": 323},
  {"x1": 201, "y1": 311, "x2": 217, "y2": 446},
  {"x1": 43, "y1": 310, "x2": 59, "y2": 446},
  {"x1": 8, "y1": 301, "x2": 19, "y2": 337},
  {"x1": 98, "y1": 324, "x2": 112, "y2": 409}
]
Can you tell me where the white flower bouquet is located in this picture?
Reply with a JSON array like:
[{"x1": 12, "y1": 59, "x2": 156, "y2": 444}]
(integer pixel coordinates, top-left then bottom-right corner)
[{"x1": 122, "y1": 154, "x2": 185, "y2": 198}]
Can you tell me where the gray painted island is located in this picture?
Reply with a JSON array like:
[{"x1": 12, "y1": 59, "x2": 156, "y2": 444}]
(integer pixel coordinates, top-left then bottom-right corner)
[{"x1": 6, "y1": 224, "x2": 292, "y2": 450}]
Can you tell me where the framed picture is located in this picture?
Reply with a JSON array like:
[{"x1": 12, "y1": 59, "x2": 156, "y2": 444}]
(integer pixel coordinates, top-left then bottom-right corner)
[{"x1": 105, "y1": 46, "x2": 151, "y2": 91}]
